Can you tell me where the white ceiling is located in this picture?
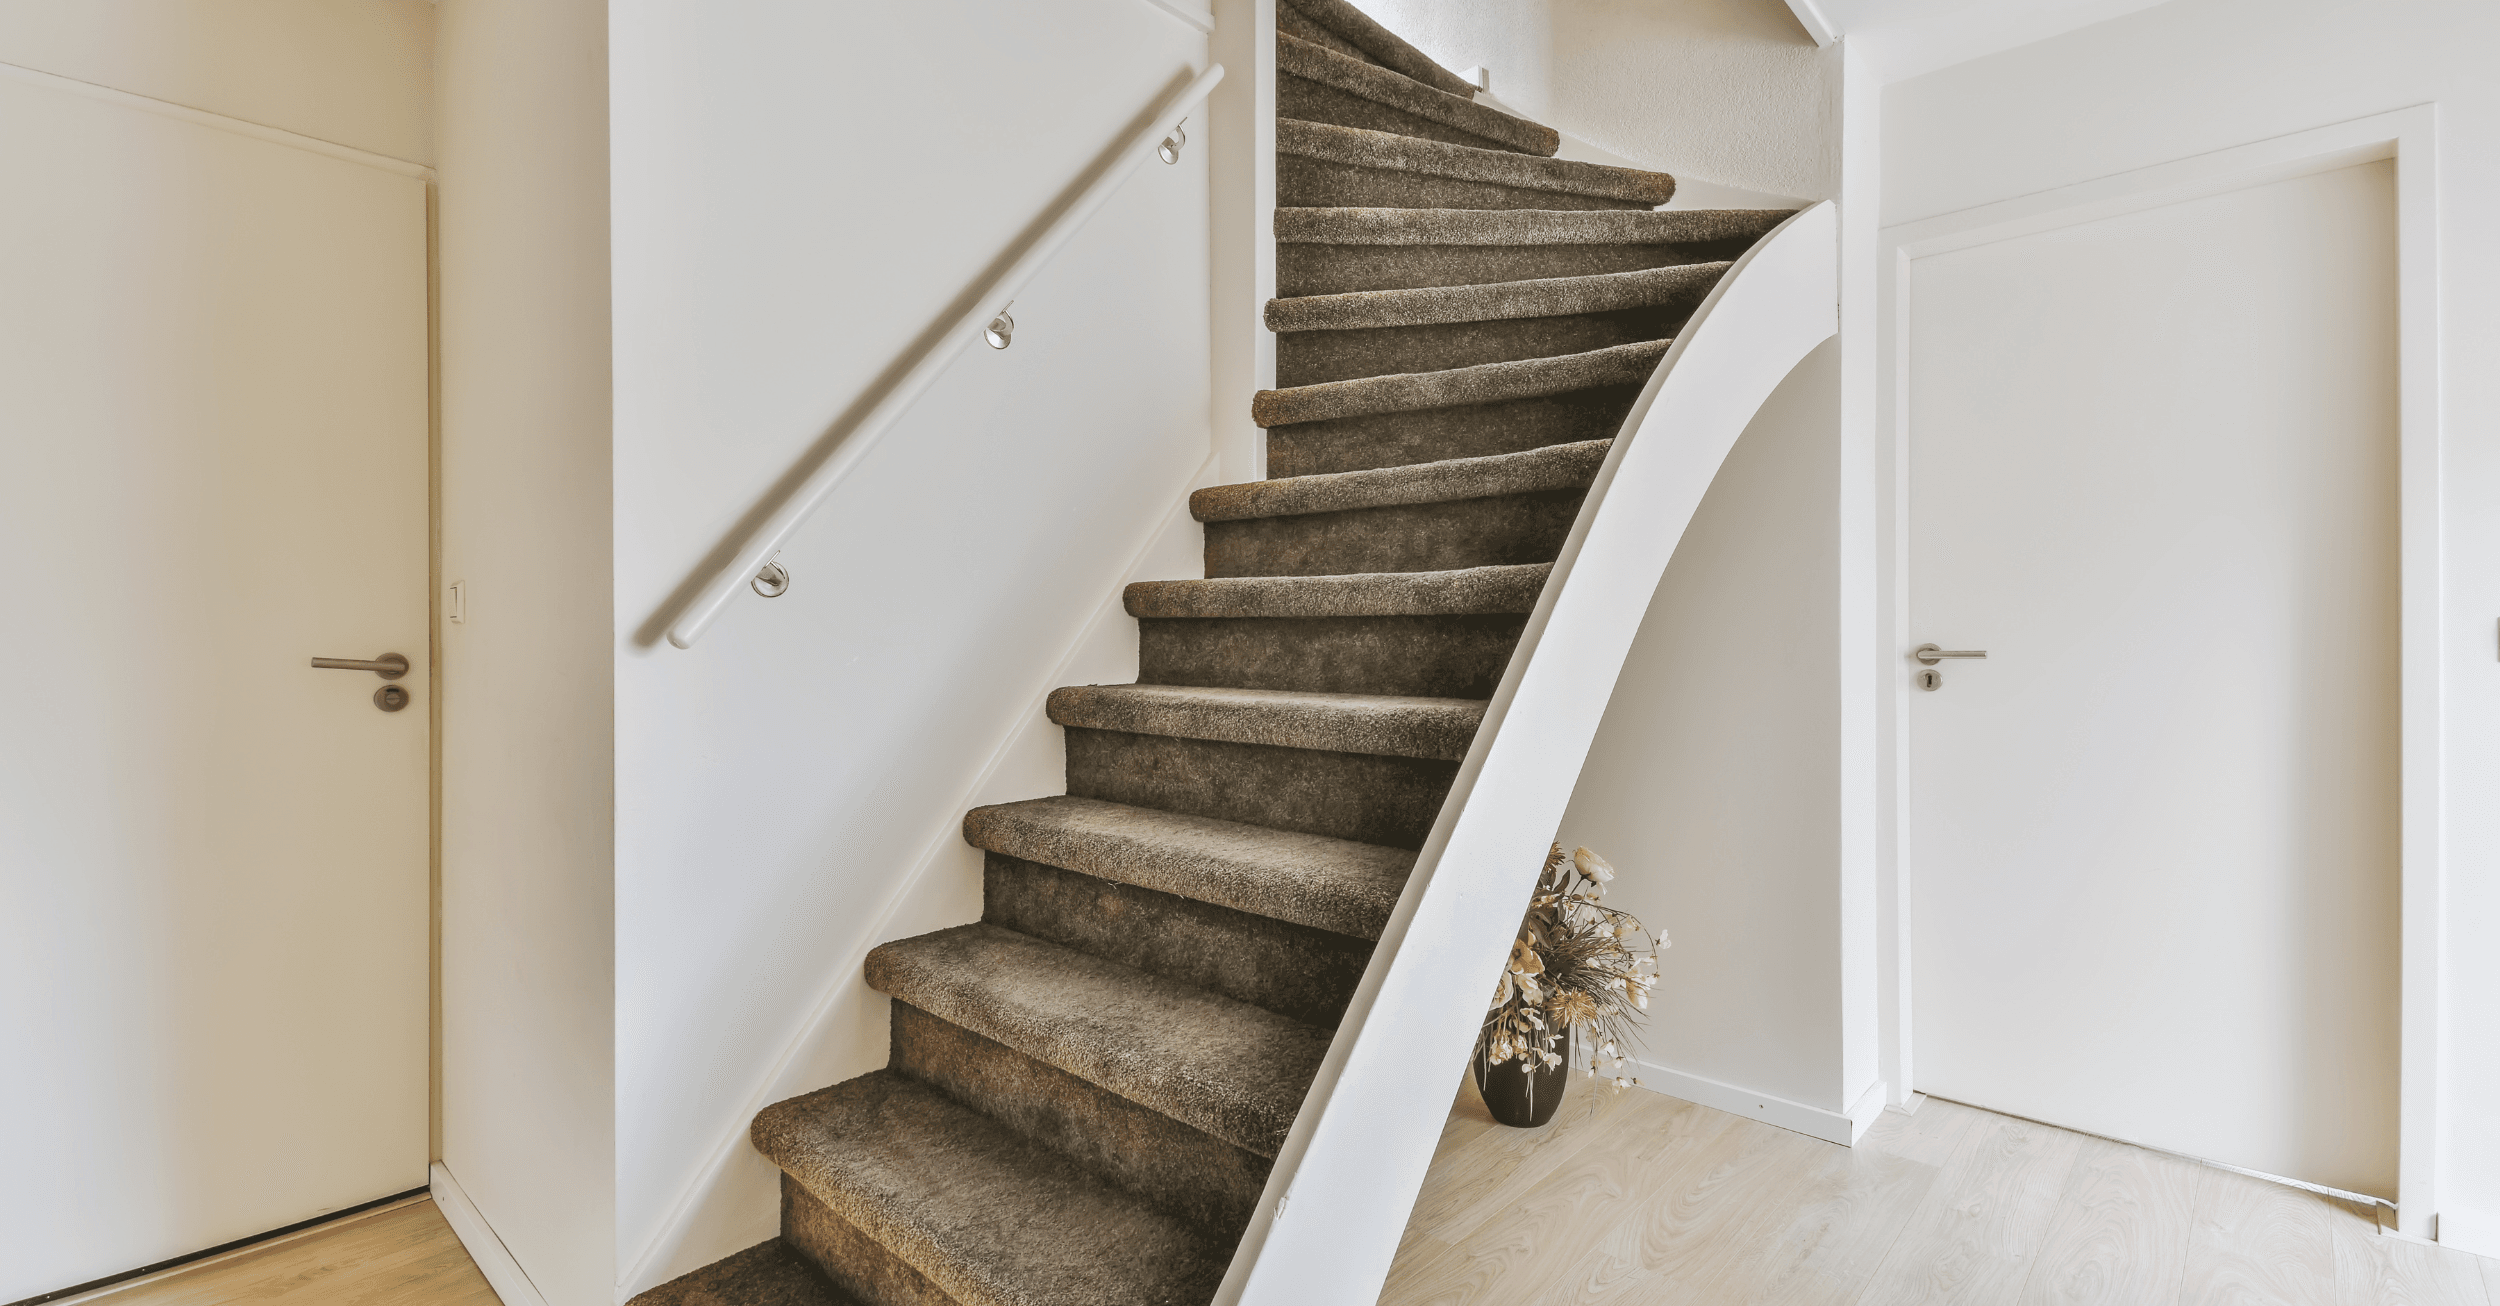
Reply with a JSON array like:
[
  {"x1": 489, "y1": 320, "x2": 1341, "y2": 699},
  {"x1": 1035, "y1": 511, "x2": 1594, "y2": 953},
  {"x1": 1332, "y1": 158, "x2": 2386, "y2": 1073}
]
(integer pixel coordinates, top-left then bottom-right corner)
[{"x1": 1784, "y1": 0, "x2": 2181, "y2": 81}]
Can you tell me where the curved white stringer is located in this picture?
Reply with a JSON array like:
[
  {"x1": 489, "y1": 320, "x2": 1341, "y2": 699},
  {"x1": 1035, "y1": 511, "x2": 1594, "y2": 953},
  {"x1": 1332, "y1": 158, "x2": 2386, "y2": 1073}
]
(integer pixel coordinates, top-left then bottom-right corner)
[{"x1": 1219, "y1": 200, "x2": 1840, "y2": 1305}]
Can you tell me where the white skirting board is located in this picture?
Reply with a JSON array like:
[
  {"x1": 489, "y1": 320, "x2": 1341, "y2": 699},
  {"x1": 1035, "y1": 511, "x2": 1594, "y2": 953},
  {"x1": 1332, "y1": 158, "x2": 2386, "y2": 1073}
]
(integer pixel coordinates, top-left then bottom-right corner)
[
  {"x1": 1627, "y1": 1061, "x2": 1887, "y2": 1146},
  {"x1": 431, "y1": 1162, "x2": 550, "y2": 1306}
]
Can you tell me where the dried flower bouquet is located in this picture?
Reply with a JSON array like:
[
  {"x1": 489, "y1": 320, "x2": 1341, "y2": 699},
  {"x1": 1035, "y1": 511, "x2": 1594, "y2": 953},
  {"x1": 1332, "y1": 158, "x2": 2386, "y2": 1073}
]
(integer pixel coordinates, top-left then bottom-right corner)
[{"x1": 1483, "y1": 844, "x2": 1666, "y2": 1088}]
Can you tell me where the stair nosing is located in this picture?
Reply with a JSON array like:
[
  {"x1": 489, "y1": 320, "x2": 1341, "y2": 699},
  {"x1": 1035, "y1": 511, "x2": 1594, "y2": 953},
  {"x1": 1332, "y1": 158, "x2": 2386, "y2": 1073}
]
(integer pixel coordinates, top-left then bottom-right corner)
[
  {"x1": 1274, "y1": 204, "x2": 1796, "y2": 248},
  {"x1": 1281, "y1": 0, "x2": 1480, "y2": 97},
  {"x1": 1048, "y1": 682, "x2": 1484, "y2": 761},
  {"x1": 1278, "y1": 118, "x2": 1676, "y2": 206},
  {"x1": 1265, "y1": 261, "x2": 1730, "y2": 334},
  {"x1": 1124, "y1": 562, "x2": 1552, "y2": 621},
  {"x1": 862, "y1": 923, "x2": 1329, "y2": 1158},
  {"x1": 964, "y1": 794, "x2": 1410, "y2": 939},
  {"x1": 1278, "y1": 31, "x2": 1557, "y2": 157},
  {"x1": 1252, "y1": 335, "x2": 1670, "y2": 428},
  {"x1": 1191, "y1": 441, "x2": 1608, "y2": 523},
  {"x1": 753, "y1": 1071, "x2": 1225, "y2": 1306}
]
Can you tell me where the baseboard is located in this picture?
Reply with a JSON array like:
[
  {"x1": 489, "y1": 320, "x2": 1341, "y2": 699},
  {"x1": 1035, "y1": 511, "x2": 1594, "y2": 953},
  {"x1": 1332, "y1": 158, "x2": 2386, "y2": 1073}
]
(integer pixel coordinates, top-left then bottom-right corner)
[
  {"x1": 430, "y1": 1162, "x2": 549, "y2": 1306},
  {"x1": 1628, "y1": 1060, "x2": 1886, "y2": 1147},
  {"x1": 2438, "y1": 1205, "x2": 2500, "y2": 1259}
]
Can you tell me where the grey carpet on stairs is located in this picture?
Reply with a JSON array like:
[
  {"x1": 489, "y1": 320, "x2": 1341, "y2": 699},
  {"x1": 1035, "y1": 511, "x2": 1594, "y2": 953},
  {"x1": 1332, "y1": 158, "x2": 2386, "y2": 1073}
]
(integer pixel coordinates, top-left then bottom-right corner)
[{"x1": 632, "y1": 5, "x2": 1794, "y2": 1303}]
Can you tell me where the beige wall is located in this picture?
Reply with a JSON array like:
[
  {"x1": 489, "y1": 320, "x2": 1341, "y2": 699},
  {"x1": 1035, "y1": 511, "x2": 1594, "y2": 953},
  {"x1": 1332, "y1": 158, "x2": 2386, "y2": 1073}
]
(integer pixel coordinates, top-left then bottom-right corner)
[
  {"x1": 0, "y1": 0, "x2": 435, "y2": 164},
  {"x1": 434, "y1": 0, "x2": 616, "y2": 1302}
]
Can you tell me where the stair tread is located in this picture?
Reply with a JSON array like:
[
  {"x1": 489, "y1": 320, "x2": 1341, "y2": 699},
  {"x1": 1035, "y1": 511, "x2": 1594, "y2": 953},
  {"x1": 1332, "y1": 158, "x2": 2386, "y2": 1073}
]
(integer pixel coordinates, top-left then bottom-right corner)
[
  {"x1": 1253, "y1": 336, "x2": 1670, "y2": 429},
  {"x1": 1276, "y1": 205, "x2": 1794, "y2": 247},
  {"x1": 753, "y1": 1071, "x2": 1228, "y2": 1306},
  {"x1": 1194, "y1": 442, "x2": 1608, "y2": 523},
  {"x1": 1048, "y1": 682, "x2": 1484, "y2": 761},
  {"x1": 1281, "y1": 0, "x2": 1479, "y2": 97},
  {"x1": 1278, "y1": 32, "x2": 1556, "y2": 157},
  {"x1": 965, "y1": 795, "x2": 1412, "y2": 940},
  {"x1": 1127, "y1": 563, "x2": 1550, "y2": 619},
  {"x1": 1279, "y1": 119, "x2": 1676, "y2": 207},
  {"x1": 1267, "y1": 261, "x2": 1727, "y2": 335},
  {"x1": 863, "y1": 923, "x2": 1331, "y2": 1158},
  {"x1": 625, "y1": 1239, "x2": 860, "y2": 1306}
]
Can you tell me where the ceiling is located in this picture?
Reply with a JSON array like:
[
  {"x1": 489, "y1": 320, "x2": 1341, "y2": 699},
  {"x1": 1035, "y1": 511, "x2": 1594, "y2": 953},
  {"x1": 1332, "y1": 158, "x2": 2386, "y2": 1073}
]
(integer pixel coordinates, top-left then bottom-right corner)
[{"x1": 1783, "y1": 0, "x2": 2181, "y2": 80}]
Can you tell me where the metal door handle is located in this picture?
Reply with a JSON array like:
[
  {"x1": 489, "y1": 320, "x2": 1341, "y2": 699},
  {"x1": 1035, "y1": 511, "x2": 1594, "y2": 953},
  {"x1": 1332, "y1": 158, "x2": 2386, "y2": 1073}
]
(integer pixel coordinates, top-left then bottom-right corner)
[
  {"x1": 1912, "y1": 643, "x2": 1987, "y2": 666},
  {"x1": 311, "y1": 652, "x2": 409, "y2": 680}
]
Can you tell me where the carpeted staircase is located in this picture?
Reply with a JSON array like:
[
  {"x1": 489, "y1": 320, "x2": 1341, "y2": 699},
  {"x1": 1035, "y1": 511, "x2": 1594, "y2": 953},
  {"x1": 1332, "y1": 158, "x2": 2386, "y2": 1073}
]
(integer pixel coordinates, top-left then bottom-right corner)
[{"x1": 636, "y1": 3, "x2": 1789, "y2": 1303}]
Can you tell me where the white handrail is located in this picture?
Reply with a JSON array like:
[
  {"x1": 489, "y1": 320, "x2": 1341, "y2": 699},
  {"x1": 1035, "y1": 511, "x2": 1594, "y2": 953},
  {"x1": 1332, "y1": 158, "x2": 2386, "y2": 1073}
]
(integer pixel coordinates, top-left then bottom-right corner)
[
  {"x1": 1218, "y1": 202, "x2": 1840, "y2": 1304},
  {"x1": 665, "y1": 63, "x2": 1227, "y2": 649}
]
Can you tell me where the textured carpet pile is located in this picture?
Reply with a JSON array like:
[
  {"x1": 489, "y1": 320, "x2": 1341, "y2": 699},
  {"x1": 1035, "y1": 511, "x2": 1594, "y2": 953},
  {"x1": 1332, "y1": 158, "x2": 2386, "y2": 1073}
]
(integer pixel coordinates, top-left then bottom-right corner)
[{"x1": 636, "y1": 4, "x2": 1789, "y2": 1302}]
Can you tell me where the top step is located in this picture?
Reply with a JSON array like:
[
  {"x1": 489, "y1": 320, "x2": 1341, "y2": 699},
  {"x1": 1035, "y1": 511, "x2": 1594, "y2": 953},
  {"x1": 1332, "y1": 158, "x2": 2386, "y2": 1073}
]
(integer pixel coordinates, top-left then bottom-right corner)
[{"x1": 1278, "y1": 0, "x2": 1478, "y2": 98}]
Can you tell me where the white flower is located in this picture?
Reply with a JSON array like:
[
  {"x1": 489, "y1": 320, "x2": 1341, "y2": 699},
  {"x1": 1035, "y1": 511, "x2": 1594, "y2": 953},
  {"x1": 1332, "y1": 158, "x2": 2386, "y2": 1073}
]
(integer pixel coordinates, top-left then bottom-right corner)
[
  {"x1": 1573, "y1": 847, "x2": 1616, "y2": 883},
  {"x1": 1489, "y1": 972, "x2": 1514, "y2": 1010}
]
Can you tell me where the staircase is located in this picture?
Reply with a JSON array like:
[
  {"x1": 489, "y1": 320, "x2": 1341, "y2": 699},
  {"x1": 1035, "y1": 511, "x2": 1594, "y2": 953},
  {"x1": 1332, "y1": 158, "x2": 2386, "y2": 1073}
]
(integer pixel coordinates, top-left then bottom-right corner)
[{"x1": 634, "y1": 2, "x2": 1792, "y2": 1303}]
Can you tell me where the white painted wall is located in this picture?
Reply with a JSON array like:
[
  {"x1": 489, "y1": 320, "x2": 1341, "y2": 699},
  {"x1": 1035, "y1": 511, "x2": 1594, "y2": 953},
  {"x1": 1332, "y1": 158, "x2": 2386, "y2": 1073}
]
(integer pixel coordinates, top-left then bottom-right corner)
[
  {"x1": 1347, "y1": 0, "x2": 1837, "y2": 200},
  {"x1": 435, "y1": 3, "x2": 617, "y2": 1305},
  {"x1": 605, "y1": 0, "x2": 1218, "y2": 1292},
  {"x1": 1878, "y1": 0, "x2": 2500, "y2": 1250},
  {"x1": 1559, "y1": 340, "x2": 1852, "y2": 1123},
  {"x1": 0, "y1": 0, "x2": 435, "y2": 165}
]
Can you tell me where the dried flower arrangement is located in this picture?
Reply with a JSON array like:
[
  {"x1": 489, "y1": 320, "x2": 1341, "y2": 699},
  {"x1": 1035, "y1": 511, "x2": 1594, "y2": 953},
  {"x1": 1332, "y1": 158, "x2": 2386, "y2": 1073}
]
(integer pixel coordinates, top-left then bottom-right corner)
[{"x1": 1483, "y1": 844, "x2": 1667, "y2": 1088}]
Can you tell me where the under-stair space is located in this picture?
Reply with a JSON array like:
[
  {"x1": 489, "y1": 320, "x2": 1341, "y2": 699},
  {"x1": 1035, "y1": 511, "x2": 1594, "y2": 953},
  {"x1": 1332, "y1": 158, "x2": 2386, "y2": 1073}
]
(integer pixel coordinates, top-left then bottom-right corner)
[{"x1": 633, "y1": 0, "x2": 1790, "y2": 1301}]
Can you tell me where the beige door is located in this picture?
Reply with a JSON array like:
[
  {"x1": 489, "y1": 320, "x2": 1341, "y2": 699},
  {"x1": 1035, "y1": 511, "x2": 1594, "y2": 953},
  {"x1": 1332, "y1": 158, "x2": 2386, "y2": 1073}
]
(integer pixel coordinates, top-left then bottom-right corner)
[
  {"x1": 1905, "y1": 161, "x2": 2401, "y2": 1198},
  {"x1": 0, "y1": 79, "x2": 430, "y2": 1296}
]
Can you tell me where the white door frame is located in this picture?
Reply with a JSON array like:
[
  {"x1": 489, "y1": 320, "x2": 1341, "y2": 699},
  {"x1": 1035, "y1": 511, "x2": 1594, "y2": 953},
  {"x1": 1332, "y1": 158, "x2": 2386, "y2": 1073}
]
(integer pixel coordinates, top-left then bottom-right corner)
[{"x1": 1873, "y1": 105, "x2": 2443, "y2": 1233}]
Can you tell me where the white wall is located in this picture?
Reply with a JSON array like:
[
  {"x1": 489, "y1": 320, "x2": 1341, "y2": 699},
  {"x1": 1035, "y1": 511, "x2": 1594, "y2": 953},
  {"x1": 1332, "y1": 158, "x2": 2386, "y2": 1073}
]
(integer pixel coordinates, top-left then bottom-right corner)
[
  {"x1": 1878, "y1": 0, "x2": 2500, "y2": 1251},
  {"x1": 605, "y1": 0, "x2": 1218, "y2": 1292},
  {"x1": 1347, "y1": 0, "x2": 1836, "y2": 200},
  {"x1": 0, "y1": 0, "x2": 434, "y2": 164},
  {"x1": 1560, "y1": 340, "x2": 1852, "y2": 1122},
  {"x1": 435, "y1": 2, "x2": 617, "y2": 1304}
]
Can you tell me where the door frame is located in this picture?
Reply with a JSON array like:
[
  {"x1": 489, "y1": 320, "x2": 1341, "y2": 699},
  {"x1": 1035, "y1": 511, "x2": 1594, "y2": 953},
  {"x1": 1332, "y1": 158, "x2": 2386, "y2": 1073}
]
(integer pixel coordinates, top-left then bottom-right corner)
[{"x1": 1872, "y1": 105, "x2": 2443, "y2": 1231}]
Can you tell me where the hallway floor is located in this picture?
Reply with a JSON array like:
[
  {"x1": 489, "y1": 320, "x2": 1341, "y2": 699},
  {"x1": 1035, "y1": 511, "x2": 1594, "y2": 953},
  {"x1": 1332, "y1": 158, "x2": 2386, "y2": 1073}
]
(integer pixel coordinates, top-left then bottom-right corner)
[
  {"x1": 1385, "y1": 1079, "x2": 2496, "y2": 1305},
  {"x1": 61, "y1": 1198, "x2": 497, "y2": 1306}
]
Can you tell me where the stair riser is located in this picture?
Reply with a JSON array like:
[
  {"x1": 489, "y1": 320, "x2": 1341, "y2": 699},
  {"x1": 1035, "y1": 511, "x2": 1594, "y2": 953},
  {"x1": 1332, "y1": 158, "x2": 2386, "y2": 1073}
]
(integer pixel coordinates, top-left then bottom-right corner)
[
  {"x1": 1279, "y1": 76, "x2": 1523, "y2": 154},
  {"x1": 1204, "y1": 491, "x2": 1583, "y2": 578},
  {"x1": 1267, "y1": 385, "x2": 1641, "y2": 477},
  {"x1": 1139, "y1": 613, "x2": 1527, "y2": 699},
  {"x1": 1279, "y1": 238, "x2": 1758, "y2": 297},
  {"x1": 1065, "y1": 727, "x2": 1458, "y2": 849},
  {"x1": 1276, "y1": 309, "x2": 1681, "y2": 388},
  {"x1": 783, "y1": 1177, "x2": 952, "y2": 1306},
  {"x1": 888, "y1": 1001, "x2": 1271, "y2": 1237},
  {"x1": 983, "y1": 855, "x2": 1371, "y2": 1026},
  {"x1": 1280, "y1": 156, "x2": 1653, "y2": 211}
]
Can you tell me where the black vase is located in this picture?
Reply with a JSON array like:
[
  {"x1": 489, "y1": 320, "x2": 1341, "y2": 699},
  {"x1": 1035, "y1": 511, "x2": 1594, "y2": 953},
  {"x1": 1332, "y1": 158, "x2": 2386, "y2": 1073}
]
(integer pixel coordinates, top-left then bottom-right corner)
[{"x1": 1472, "y1": 1034, "x2": 1570, "y2": 1128}]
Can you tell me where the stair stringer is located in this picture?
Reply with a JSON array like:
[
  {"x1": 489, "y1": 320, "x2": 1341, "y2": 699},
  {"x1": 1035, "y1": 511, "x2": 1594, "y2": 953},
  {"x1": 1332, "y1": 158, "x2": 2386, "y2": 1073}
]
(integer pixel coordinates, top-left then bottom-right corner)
[{"x1": 1219, "y1": 200, "x2": 1840, "y2": 1305}]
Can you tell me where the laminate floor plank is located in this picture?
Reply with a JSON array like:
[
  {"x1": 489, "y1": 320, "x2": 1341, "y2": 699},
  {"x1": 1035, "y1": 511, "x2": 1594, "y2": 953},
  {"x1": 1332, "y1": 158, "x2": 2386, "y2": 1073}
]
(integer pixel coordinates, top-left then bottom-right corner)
[
  {"x1": 1846, "y1": 1104, "x2": 2087, "y2": 1306},
  {"x1": 2334, "y1": 1216, "x2": 2495, "y2": 1306},
  {"x1": 2014, "y1": 1136, "x2": 2208, "y2": 1306},
  {"x1": 1383, "y1": 1086, "x2": 2498, "y2": 1306},
  {"x1": 1382, "y1": 1091, "x2": 1724, "y2": 1305},
  {"x1": 85, "y1": 1200, "x2": 499, "y2": 1306}
]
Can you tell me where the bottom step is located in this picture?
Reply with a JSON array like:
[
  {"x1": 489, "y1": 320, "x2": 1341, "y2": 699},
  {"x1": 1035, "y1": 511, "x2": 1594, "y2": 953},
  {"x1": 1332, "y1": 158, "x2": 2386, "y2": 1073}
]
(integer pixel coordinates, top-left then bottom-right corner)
[
  {"x1": 753, "y1": 1070, "x2": 1230, "y2": 1306},
  {"x1": 628, "y1": 1238, "x2": 860, "y2": 1306}
]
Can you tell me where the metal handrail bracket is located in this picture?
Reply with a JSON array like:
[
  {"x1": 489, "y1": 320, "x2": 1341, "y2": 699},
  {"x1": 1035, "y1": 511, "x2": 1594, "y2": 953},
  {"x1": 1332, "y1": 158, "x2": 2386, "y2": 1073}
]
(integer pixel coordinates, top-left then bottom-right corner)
[{"x1": 664, "y1": 63, "x2": 1226, "y2": 650}]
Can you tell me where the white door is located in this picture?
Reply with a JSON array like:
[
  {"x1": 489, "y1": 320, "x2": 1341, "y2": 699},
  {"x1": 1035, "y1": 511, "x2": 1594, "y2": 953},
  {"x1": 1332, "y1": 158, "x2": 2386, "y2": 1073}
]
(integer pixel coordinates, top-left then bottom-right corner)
[
  {"x1": 0, "y1": 80, "x2": 431, "y2": 1297},
  {"x1": 1905, "y1": 161, "x2": 2400, "y2": 1198}
]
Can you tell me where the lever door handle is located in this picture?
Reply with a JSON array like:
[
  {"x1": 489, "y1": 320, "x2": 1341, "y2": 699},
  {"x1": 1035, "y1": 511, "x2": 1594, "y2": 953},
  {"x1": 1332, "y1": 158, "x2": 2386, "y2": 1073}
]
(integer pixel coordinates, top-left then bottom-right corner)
[
  {"x1": 311, "y1": 652, "x2": 409, "y2": 680},
  {"x1": 1912, "y1": 643, "x2": 1986, "y2": 666}
]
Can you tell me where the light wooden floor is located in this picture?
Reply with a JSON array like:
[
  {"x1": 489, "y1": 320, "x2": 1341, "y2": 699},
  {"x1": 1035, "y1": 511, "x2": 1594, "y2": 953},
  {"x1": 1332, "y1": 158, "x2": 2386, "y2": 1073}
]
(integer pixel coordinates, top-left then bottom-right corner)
[
  {"x1": 1385, "y1": 1080, "x2": 2500, "y2": 1306},
  {"x1": 65, "y1": 1198, "x2": 499, "y2": 1306}
]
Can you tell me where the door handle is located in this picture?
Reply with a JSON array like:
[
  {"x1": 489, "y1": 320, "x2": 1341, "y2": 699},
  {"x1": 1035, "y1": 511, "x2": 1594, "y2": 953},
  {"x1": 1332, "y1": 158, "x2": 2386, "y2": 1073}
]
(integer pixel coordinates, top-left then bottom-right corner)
[
  {"x1": 1912, "y1": 643, "x2": 1987, "y2": 666},
  {"x1": 311, "y1": 652, "x2": 409, "y2": 680}
]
